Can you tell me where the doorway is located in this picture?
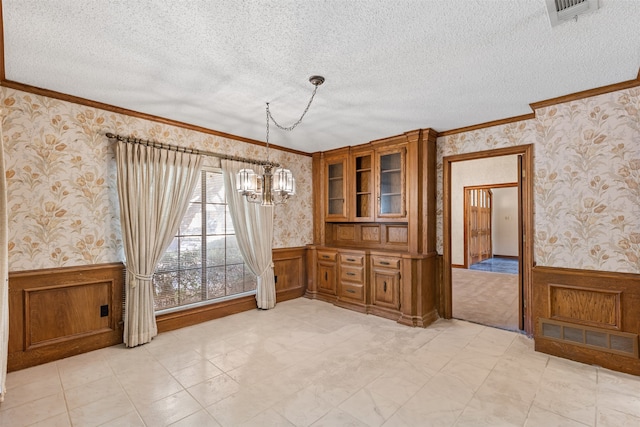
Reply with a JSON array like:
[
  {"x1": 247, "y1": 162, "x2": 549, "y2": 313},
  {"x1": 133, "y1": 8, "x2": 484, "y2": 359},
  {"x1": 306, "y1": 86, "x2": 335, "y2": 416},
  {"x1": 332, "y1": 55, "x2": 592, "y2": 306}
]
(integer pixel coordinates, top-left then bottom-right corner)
[
  {"x1": 455, "y1": 183, "x2": 519, "y2": 330},
  {"x1": 442, "y1": 145, "x2": 534, "y2": 335}
]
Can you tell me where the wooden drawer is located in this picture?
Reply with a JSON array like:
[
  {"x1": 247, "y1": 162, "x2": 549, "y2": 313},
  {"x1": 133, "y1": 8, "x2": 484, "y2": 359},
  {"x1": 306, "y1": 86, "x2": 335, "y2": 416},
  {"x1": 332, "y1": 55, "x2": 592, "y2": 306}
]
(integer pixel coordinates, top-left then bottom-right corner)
[
  {"x1": 340, "y1": 266, "x2": 364, "y2": 283},
  {"x1": 339, "y1": 282, "x2": 364, "y2": 301},
  {"x1": 340, "y1": 253, "x2": 364, "y2": 266},
  {"x1": 371, "y1": 255, "x2": 400, "y2": 269},
  {"x1": 317, "y1": 251, "x2": 337, "y2": 262}
]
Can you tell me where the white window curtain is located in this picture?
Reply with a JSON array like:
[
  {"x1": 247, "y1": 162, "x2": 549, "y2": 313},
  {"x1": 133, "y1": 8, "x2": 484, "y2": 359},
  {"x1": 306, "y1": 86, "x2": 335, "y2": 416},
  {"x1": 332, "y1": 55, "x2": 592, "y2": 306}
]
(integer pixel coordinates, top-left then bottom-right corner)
[
  {"x1": 221, "y1": 159, "x2": 276, "y2": 309},
  {"x1": 116, "y1": 141, "x2": 203, "y2": 347},
  {"x1": 0, "y1": 123, "x2": 9, "y2": 403}
]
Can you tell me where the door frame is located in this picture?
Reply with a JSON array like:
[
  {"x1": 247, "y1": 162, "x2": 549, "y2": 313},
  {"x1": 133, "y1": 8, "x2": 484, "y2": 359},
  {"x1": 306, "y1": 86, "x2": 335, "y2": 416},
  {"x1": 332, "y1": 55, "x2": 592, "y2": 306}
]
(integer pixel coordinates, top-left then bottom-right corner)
[{"x1": 442, "y1": 145, "x2": 534, "y2": 335}]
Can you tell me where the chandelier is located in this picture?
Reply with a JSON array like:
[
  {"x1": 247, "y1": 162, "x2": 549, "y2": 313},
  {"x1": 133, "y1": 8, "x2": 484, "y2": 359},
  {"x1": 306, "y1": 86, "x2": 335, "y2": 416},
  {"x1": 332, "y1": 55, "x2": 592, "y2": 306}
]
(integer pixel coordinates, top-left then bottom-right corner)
[{"x1": 237, "y1": 75, "x2": 325, "y2": 206}]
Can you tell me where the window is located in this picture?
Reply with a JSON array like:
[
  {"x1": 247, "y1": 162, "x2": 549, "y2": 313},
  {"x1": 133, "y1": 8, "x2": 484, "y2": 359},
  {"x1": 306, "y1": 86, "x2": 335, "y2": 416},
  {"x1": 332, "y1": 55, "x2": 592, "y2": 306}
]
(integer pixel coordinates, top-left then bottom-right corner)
[{"x1": 153, "y1": 168, "x2": 256, "y2": 312}]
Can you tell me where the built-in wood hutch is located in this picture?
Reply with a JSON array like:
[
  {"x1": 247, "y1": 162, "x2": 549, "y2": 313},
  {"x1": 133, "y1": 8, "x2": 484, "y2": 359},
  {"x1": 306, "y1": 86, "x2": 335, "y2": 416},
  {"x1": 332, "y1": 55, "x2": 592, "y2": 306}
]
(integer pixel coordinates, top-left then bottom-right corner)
[{"x1": 306, "y1": 129, "x2": 439, "y2": 326}]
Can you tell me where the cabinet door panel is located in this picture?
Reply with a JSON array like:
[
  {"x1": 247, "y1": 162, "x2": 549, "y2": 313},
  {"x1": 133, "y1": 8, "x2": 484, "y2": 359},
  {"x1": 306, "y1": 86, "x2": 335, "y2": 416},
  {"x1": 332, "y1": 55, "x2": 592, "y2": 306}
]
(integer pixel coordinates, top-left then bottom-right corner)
[
  {"x1": 325, "y1": 156, "x2": 348, "y2": 221},
  {"x1": 376, "y1": 147, "x2": 407, "y2": 220},
  {"x1": 317, "y1": 261, "x2": 337, "y2": 295},
  {"x1": 352, "y1": 150, "x2": 375, "y2": 221},
  {"x1": 371, "y1": 268, "x2": 400, "y2": 309}
]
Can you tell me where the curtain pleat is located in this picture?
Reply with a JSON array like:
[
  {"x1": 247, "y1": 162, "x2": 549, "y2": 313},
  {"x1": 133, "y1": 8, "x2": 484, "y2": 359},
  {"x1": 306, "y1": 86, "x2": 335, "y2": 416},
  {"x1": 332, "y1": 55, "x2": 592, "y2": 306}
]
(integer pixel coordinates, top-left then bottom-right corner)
[
  {"x1": 221, "y1": 160, "x2": 276, "y2": 309},
  {"x1": 0, "y1": 119, "x2": 8, "y2": 402},
  {"x1": 116, "y1": 141, "x2": 203, "y2": 347}
]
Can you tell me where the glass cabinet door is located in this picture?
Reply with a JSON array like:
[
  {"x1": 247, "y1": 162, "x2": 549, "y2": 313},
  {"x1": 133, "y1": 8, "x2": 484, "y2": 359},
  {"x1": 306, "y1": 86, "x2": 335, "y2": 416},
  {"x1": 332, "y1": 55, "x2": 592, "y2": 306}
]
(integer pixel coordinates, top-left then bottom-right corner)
[
  {"x1": 325, "y1": 156, "x2": 348, "y2": 220},
  {"x1": 377, "y1": 147, "x2": 406, "y2": 219},
  {"x1": 352, "y1": 151, "x2": 374, "y2": 221}
]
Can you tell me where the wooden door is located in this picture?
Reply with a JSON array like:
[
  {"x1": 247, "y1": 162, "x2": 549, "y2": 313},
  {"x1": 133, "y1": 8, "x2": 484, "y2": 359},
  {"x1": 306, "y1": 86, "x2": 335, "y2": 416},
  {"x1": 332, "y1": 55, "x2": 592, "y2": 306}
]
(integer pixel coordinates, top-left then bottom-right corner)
[{"x1": 465, "y1": 187, "x2": 492, "y2": 266}]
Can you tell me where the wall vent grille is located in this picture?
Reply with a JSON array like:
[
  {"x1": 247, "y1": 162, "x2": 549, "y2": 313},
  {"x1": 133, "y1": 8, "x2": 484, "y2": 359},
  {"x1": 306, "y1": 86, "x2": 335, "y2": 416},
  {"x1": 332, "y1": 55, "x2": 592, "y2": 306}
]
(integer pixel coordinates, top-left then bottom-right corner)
[
  {"x1": 546, "y1": 0, "x2": 599, "y2": 26},
  {"x1": 540, "y1": 318, "x2": 638, "y2": 358}
]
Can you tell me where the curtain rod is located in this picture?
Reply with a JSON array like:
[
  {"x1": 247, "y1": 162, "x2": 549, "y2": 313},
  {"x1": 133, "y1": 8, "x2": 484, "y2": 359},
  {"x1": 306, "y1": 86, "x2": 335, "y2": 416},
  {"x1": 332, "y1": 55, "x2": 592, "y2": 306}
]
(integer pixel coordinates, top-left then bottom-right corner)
[{"x1": 105, "y1": 132, "x2": 280, "y2": 167}]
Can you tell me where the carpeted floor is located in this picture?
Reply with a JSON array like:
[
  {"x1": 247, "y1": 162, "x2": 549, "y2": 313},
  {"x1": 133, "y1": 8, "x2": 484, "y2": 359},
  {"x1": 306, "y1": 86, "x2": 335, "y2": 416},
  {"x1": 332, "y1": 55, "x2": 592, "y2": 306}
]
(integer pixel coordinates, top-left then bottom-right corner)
[
  {"x1": 452, "y1": 268, "x2": 520, "y2": 331},
  {"x1": 469, "y1": 256, "x2": 519, "y2": 274}
]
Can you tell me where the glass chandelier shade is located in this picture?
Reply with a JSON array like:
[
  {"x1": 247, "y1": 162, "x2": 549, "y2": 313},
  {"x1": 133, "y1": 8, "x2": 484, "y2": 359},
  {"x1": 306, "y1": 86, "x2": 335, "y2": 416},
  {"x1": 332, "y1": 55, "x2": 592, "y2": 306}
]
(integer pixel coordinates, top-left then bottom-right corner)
[{"x1": 236, "y1": 165, "x2": 295, "y2": 205}]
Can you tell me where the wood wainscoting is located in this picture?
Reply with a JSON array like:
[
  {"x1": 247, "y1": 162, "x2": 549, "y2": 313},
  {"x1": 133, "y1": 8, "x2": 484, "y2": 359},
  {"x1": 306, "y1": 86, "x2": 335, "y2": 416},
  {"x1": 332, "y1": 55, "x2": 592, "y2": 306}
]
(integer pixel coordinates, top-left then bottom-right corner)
[
  {"x1": 157, "y1": 246, "x2": 307, "y2": 333},
  {"x1": 533, "y1": 266, "x2": 640, "y2": 375},
  {"x1": 8, "y1": 263, "x2": 125, "y2": 372},
  {"x1": 8, "y1": 247, "x2": 307, "y2": 371}
]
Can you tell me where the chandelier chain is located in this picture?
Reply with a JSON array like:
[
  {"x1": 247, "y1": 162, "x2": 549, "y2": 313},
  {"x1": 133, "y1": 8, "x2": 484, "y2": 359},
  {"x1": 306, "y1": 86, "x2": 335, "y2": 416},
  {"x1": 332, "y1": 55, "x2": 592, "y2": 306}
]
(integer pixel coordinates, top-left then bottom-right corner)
[{"x1": 265, "y1": 83, "x2": 319, "y2": 161}]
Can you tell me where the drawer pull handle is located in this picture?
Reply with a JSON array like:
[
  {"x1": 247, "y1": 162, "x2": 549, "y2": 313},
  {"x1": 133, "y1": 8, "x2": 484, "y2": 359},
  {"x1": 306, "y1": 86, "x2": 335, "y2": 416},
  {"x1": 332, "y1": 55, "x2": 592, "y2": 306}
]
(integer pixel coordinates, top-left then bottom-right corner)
[
  {"x1": 346, "y1": 272, "x2": 356, "y2": 276},
  {"x1": 380, "y1": 261, "x2": 390, "y2": 266},
  {"x1": 346, "y1": 289, "x2": 356, "y2": 294},
  {"x1": 322, "y1": 255, "x2": 330, "y2": 259},
  {"x1": 383, "y1": 281, "x2": 387, "y2": 292},
  {"x1": 325, "y1": 272, "x2": 328, "y2": 281},
  {"x1": 346, "y1": 258, "x2": 356, "y2": 262}
]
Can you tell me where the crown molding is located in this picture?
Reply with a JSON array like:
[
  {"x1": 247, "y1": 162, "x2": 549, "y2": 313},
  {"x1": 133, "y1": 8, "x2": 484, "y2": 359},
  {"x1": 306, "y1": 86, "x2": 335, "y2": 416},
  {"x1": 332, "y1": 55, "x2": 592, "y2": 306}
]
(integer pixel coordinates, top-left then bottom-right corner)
[{"x1": 438, "y1": 68, "x2": 640, "y2": 137}]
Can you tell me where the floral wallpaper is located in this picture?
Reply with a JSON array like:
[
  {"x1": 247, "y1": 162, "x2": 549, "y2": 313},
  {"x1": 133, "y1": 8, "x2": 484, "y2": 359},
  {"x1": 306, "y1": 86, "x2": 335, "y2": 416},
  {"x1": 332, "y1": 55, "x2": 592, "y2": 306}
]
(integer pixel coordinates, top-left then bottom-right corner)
[
  {"x1": 3, "y1": 84, "x2": 639, "y2": 275},
  {"x1": 437, "y1": 87, "x2": 640, "y2": 274},
  {"x1": 2, "y1": 87, "x2": 313, "y2": 272}
]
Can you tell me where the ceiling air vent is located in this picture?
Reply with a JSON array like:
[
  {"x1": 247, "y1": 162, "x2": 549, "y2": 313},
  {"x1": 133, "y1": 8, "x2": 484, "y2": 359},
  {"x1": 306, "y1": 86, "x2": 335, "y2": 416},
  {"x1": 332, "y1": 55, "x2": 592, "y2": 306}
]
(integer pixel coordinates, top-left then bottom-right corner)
[{"x1": 546, "y1": 0, "x2": 599, "y2": 27}]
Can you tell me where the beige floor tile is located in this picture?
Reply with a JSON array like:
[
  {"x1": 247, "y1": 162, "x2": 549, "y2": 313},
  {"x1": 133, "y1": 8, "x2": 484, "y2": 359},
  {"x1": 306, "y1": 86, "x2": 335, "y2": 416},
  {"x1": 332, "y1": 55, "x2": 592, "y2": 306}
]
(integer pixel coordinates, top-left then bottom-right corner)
[
  {"x1": 339, "y1": 388, "x2": 400, "y2": 426},
  {"x1": 69, "y1": 391, "x2": 135, "y2": 427},
  {"x1": 240, "y1": 408, "x2": 295, "y2": 427},
  {"x1": 4, "y1": 298, "x2": 640, "y2": 427},
  {"x1": 187, "y1": 373, "x2": 240, "y2": 407},
  {"x1": 209, "y1": 348, "x2": 251, "y2": 372},
  {"x1": 28, "y1": 412, "x2": 72, "y2": 427},
  {"x1": 597, "y1": 369, "x2": 640, "y2": 419},
  {"x1": 4, "y1": 361, "x2": 59, "y2": 390},
  {"x1": 525, "y1": 405, "x2": 592, "y2": 426},
  {"x1": 0, "y1": 370, "x2": 63, "y2": 410},
  {"x1": 172, "y1": 359, "x2": 223, "y2": 389},
  {"x1": 193, "y1": 339, "x2": 239, "y2": 360},
  {"x1": 99, "y1": 411, "x2": 146, "y2": 427},
  {"x1": 64, "y1": 375, "x2": 125, "y2": 410},
  {"x1": 477, "y1": 370, "x2": 539, "y2": 405},
  {"x1": 365, "y1": 365, "x2": 429, "y2": 406},
  {"x1": 310, "y1": 408, "x2": 369, "y2": 426},
  {"x1": 455, "y1": 392, "x2": 531, "y2": 426},
  {"x1": 533, "y1": 382, "x2": 596, "y2": 426},
  {"x1": 137, "y1": 390, "x2": 202, "y2": 426},
  {"x1": 0, "y1": 392, "x2": 67, "y2": 427},
  {"x1": 596, "y1": 407, "x2": 640, "y2": 427},
  {"x1": 58, "y1": 358, "x2": 114, "y2": 391},
  {"x1": 156, "y1": 349, "x2": 206, "y2": 373},
  {"x1": 169, "y1": 409, "x2": 221, "y2": 427},
  {"x1": 272, "y1": 387, "x2": 334, "y2": 427},
  {"x1": 120, "y1": 372, "x2": 185, "y2": 407},
  {"x1": 206, "y1": 390, "x2": 270, "y2": 426}
]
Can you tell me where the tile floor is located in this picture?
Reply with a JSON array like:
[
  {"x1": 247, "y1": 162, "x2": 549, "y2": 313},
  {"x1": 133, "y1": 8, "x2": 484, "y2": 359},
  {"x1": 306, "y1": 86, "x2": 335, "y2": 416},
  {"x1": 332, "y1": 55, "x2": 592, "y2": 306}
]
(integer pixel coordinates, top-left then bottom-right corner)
[{"x1": 2, "y1": 298, "x2": 639, "y2": 426}]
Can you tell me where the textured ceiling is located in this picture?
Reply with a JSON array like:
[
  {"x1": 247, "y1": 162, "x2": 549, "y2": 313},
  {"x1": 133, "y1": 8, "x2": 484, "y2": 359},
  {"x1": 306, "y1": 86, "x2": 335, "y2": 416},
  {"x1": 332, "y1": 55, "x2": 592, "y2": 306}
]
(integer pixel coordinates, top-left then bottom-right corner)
[{"x1": 3, "y1": 0, "x2": 640, "y2": 153}]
